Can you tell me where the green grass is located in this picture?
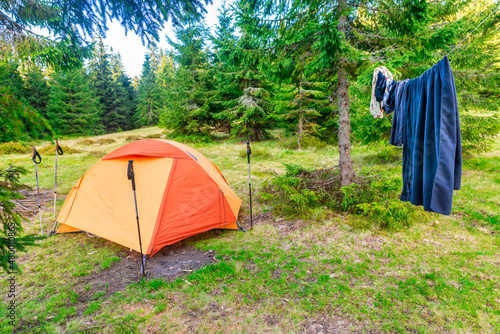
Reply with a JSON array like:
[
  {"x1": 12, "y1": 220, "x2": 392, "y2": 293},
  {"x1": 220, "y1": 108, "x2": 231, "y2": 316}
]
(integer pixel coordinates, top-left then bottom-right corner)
[{"x1": 1, "y1": 127, "x2": 499, "y2": 333}]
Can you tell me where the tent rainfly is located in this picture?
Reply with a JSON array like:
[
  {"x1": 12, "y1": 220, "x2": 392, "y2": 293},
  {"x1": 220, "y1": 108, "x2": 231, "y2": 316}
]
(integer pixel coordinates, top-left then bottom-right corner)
[{"x1": 56, "y1": 139, "x2": 242, "y2": 256}]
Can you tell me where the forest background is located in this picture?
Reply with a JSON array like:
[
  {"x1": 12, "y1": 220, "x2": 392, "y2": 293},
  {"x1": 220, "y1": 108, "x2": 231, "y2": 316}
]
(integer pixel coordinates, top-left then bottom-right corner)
[{"x1": 1, "y1": 0, "x2": 499, "y2": 153}]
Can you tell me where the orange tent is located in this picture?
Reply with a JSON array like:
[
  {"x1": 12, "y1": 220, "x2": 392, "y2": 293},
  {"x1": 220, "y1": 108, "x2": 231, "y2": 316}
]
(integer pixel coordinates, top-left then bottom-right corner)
[{"x1": 56, "y1": 139, "x2": 242, "y2": 256}]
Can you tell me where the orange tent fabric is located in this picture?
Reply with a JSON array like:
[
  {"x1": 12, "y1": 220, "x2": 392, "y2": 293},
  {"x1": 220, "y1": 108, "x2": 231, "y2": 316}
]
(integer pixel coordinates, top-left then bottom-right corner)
[{"x1": 57, "y1": 139, "x2": 242, "y2": 256}]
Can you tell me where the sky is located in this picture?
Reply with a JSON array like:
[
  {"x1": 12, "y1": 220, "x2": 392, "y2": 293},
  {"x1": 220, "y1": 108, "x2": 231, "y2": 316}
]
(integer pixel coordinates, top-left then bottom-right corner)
[{"x1": 102, "y1": 0, "x2": 224, "y2": 78}]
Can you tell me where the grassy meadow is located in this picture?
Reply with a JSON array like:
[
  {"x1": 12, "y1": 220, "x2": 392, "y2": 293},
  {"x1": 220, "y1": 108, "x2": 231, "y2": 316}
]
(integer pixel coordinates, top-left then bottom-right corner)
[{"x1": 0, "y1": 127, "x2": 499, "y2": 333}]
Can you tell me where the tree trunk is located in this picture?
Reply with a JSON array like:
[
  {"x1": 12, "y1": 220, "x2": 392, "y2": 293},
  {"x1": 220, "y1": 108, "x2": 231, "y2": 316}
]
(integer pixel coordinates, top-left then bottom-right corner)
[
  {"x1": 298, "y1": 81, "x2": 303, "y2": 150},
  {"x1": 337, "y1": 1, "x2": 355, "y2": 187}
]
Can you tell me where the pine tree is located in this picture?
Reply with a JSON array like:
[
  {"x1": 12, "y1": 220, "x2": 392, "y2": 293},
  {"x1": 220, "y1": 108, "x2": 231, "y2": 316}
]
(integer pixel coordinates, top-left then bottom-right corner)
[
  {"x1": 0, "y1": 62, "x2": 26, "y2": 99},
  {"x1": 157, "y1": 50, "x2": 176, "y2": 115},
  {"x1": 231, "y1": 32, "x2": 274, "y2": 140},
  {"x1": 46, "y1": 68, "x2": 101, "y2": 136},
  {"x1": 0, "y1": 165, "x2": 43, "y2": 273},
  {"x1": 0, "y1": 61, "x2": 52, "y2": 142},
  {"x1": 211, "y1": 3, "x2": 273, "y2": 140},
  {"x1": 273, "y1": 66, "x2": 332, "y2": 148},
  {"x1": 136, "y1": 42, "x2": 164, "y2": 126},
  {"x1": 159, "y1": 14, "x2": 216, "y2": 139},
  {"x1": 88, "y1": 36, "x2": 130, "y2": 132},
  {"x1": 110, "y1": 51, "x2": 136, "y2": 130},
  {"x1": 24, "y1": 65, "x2": 51, "y2": 118},
  {"x1": 210, "y1": 2, "x2": 245, "y2": 134}
]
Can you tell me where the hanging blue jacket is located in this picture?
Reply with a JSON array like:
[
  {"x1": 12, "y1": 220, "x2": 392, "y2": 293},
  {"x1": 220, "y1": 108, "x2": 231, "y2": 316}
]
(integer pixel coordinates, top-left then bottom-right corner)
[{"x1": 395, "y1": 56, "x2": 462, "y2": 215}]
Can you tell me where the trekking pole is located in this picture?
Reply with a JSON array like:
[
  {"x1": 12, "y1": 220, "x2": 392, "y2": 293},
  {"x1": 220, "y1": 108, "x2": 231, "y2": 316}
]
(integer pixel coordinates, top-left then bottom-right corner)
[
  {"x1": 32, "y1": 147, "x2": 43, "y2": 236},
  {"x1": 49, "y1": 140, "x2": 63, "y2": 236},
  {"x1": 127, "y1": 160, "x2": 145, "y2": 276},
  {"x1": 247, "y1": 141, "x2": 253, "y2": 228}
]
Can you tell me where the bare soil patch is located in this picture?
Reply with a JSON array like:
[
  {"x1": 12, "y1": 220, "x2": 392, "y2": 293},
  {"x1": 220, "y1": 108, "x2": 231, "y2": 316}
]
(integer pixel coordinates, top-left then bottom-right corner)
[
  {"x1": 74, "y1": 238, "x2": 218, "y2": 303},
  {"x1": 12, "y1": 189, "x2": 54, "y2": 215},
  {"x1": 241, "y1": 212, "x2": 307, "y2": 235},
  {"x1": 300, "y1": 316, "x2": 363, "y2": 334}
]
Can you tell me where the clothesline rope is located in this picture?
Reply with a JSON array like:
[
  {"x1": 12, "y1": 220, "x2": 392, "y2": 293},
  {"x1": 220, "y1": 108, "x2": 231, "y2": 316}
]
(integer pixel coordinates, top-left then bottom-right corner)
[{"x1": 447, "y1": 2, "x2": 500, "y2": 57}]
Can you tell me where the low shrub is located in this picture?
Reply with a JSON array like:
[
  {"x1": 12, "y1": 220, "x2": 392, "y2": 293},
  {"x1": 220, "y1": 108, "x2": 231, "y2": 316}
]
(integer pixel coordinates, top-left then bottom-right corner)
[
  {"x1": 38, "y1": 144, "x2": 80, "y2": 155},
  {"x1": 145, "y1": 133, "x2": 163, "y2": 139},
  {"x1": 340, "y1": 168, "x2": 402, "y2": 210},
  {"x1": 357, "y1": 200, "x2": 427, "y2": 230},
  {"x1": 260, "y1": 163, "x2": 341, "y2": 218},
  {"x1": 238, "y1": 147, "x2": 273, "y2": 159},
  {"x1": 278, "y1": 134, "x2": 327, "y2": 150},
  {"x1": 77, "y1": 139, "x2": 96, "y2": 146},
  {"x1": 260, "y1": 163, "x2": 429, "y2": 230},
  {"x1": 124, "y1": 135, "x2": 144, "y2": 142},
  {"x1": 164, "y1": 133, "x2": 212, "y2": 143},
  {"x1": 86, "y1": 150, "x2": 106, "y2": 159},
  {"x1": 0, "y1": 141, "x2": 31, "y2": 154},
  {"x1": 96, "y1": 138, "x2": 116, "y2": 145}
]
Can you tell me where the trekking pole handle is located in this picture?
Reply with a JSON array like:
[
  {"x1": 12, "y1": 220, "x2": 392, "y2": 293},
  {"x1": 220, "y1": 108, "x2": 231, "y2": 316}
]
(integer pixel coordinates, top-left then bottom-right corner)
[
  {"x1": 32, "y1": 147, "x2": 42, "y2": 164},
  {"x1": 127, "y1": 160, "x2": 136, "y2": 191},
  {"x1": 56, "y1": 139, "x2": 63, "y2": 155},
  {"x1": 246, "y1": 141, "x2": 251, "y2": 163}
]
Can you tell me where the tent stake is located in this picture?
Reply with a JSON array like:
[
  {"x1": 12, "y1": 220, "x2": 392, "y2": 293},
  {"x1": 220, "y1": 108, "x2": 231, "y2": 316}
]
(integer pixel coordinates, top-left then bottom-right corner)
[
  {"x1": 247, "y1": 141, "x2": 253, "y2": 228},
  {"x1": 128, "y1": 160, "x2": 145, "y2": 276},
  {"x1": 32, "y1": 147, "x2": 43, "y2": 236}
]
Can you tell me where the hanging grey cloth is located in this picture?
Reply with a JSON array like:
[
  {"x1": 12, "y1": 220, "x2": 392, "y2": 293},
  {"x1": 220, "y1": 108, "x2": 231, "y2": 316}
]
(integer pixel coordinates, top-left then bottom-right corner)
[{"x1": 397, "y1": 56, "x2": 462, "y2": 215}]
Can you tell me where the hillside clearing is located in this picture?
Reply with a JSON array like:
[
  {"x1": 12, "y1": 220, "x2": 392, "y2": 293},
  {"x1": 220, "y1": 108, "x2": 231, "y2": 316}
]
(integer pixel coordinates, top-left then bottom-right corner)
[{"x1": 0, "y1": 127, "x2": 499, "y2": 333}]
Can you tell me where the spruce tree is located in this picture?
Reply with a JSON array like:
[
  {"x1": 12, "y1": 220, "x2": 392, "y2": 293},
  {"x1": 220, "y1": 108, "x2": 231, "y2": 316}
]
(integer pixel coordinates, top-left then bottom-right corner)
[
  {"x1": 136, "y1": 42, "x2": 164, "y2": 126},
  {"x1": 0, "y1": 61, "x2": 52, "y2": 142},
  {"x1": 231, "y1": 34, "x2": 274, "y2": 140},
  {"x1": 24, "y1": 65, "x2": 51, "y2": 118},
  {"x1": 88, "y1": 36, "x2": 130, "y2": 132},
  {"x1": 110, "y1": 51, "x2": 136, "y2": 130},
  {"x1": 159, "y1": 14, "x2": 216, "y2": 139},
  {"x1": 46, "y1": 68, "x2": 101, "y2": 136},
  {"x1": 211, "y1": 3, "x2": 273, "y2": 140},
  {"x1": 210, "y1": 2, "x2": 241, "y2": 134},
  {"x1": 272, "y1": 68, "x2": 332, "y2": 148}
]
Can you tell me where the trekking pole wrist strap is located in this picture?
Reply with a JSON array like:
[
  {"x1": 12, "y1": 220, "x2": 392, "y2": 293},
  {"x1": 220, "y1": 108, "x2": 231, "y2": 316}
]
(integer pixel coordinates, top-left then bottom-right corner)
[
  {"x1": 32, "y1": 148, "x2": 41, "y2": 164},
  {"x1": 127, "y1": 160, "x2": 136, "y2": 190},
  {"x1": 56, "y1": 140, "x2": 63, "y2": 155},
  {"x1": 247, "y1": 141, "x2": 251, "y2": 163}
]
